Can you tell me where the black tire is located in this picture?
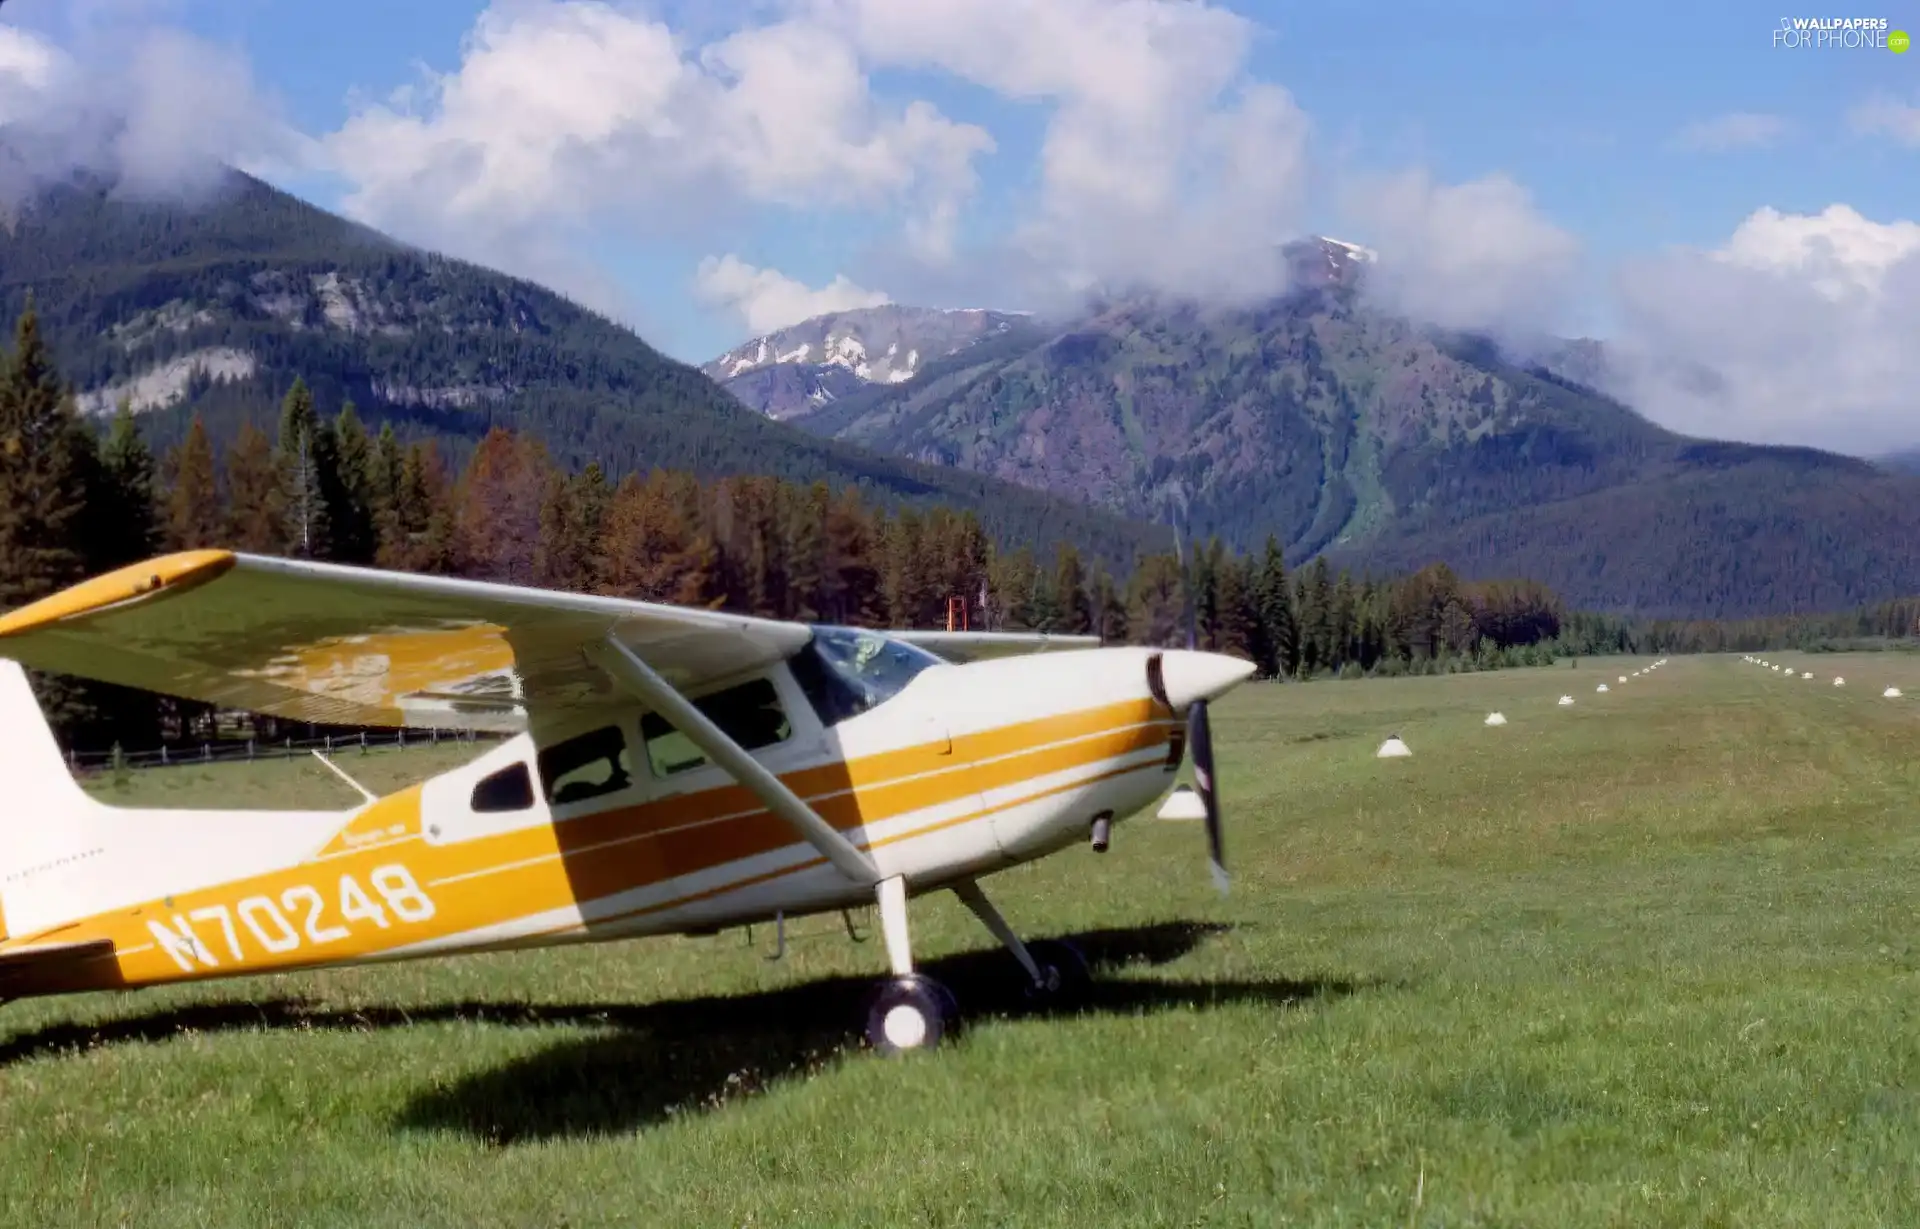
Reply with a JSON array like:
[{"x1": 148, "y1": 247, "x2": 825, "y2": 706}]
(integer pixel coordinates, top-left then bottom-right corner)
[
  {"x1": 1023, "y1": 939, "x2": 1092, "y2": 1004},
  {"x1": 865, "y1": 974, "x2": 954, "y2": 1055}
]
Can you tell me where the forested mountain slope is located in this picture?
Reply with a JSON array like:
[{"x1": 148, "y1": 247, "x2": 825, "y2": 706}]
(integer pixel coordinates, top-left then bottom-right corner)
[{"x1": 0, "y1": 169, "x2": 1165, "y2": 568}]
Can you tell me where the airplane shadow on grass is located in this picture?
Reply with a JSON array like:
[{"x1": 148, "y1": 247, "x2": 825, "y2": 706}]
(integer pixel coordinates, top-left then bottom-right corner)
[{"x1": 0, "y1": 921, "x2": 1369, "y2": 1144}]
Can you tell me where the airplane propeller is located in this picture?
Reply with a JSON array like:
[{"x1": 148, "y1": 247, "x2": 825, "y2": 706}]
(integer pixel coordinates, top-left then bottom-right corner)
[{"x1": 1172, "y1": 514, "x2": 1228, "y2": 895}]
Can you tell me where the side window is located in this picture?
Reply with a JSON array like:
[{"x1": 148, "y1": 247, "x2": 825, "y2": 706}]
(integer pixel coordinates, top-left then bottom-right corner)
[
  {"x1": 537, "y1": 725, "x2": 632, "y2": 806},
  {"x1": 471, "y1": 762, "x2": 534, "y2": 813},
  {"x1": 641, "y1": 677, "x2": 792, "y2": 777}
]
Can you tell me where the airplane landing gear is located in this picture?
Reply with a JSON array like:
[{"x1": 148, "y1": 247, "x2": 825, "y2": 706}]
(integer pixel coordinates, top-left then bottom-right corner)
[
  {"x1": 865, "y1": 974, "x2": 958, "y2": 1054},
  {"x1": 864, "y1": 874, "x2": 1091, "y2": 1054},
  {"x1": 1022, "y1": 938, "x2": 1091, "y2": 1005},
  {"x1": 867, "y1": 875, "x2": 958, "y2": 1054}
]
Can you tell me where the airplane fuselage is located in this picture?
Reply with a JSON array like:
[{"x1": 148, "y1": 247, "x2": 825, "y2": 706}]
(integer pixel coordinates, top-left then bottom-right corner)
[{"x1": 0, "y1": 647, "x2": 1182, "y2": 998}]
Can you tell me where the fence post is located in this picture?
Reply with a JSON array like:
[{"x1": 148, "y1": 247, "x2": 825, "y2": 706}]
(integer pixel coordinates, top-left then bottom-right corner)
[
  {"x1": 203, "y1": 743, "x2": 210, "y2": 762},
  {"x1": 248, "y1": 738, "x2": 255, "y2": 761},
  {"x1": 160, "y1": 745, "x2": 168, "y2": 766},
  {"x1": 286, "y1": 736, "x2": 293, "y2": 759},
  {"x1": 398, "y1": 729, "x2": 406, "y2": 749}
]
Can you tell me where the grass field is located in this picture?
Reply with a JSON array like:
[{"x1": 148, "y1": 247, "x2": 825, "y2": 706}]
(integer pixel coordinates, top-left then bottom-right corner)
[{"x1": 6, "y1": 651, "x2": 1920, "y2": 1226}]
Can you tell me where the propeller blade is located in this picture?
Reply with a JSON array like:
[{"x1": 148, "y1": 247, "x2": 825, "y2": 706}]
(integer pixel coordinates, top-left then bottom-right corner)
[{"x1": 1189, "y1": 697, "x2": 1227, "y2": 893}]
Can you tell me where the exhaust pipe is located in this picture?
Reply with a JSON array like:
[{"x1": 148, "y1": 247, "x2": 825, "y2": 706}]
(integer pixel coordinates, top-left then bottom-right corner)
[{"x1": 1089, "y1": 812, "x2": 1112, "y2": 852}]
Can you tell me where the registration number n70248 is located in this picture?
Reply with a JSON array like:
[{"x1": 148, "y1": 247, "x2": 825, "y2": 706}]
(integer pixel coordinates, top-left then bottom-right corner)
[{"x1": 146, "y1": 864, "x2": 436, "y2": 971}]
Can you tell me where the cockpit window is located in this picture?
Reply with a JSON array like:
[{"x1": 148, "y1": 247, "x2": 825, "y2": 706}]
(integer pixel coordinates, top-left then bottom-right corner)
[
  {"x1": 538, "y1": 725, "x2": 632, "y2": 806},
  {"x1": 640, "y1": 677, "x2": 792, "y2": 778},
  {"x1": 789, "y1": 626, "x2": 945, "y2": 728}
]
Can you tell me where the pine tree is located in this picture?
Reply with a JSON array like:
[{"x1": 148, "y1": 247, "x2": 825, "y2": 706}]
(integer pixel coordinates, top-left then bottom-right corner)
[
  {"x1": 535, "y1": 468, "x2": 593, "y2": 590},
  {"x1": 1296, "y1": 556, "x2": 1333, "y2": 674},
  {"x1": 0, "y1": 300, "x2": 112, "y2": 743},
  {"x1": 1049, "y1": 544, "x2": 1093, "y2": 635},
  {"x1": 0, "y1": 297, "x2": 92, "y2": 612},
  {"x1": 1331, "y1": 570, "x2": 1357, "y2": 670},
  {"x1": 991, "y1": 545, "x2": 1040, "y2": 630},
  {"x1": 822, "y1": 489, "x2": 882, "y2": 626},
  {"x1": 275, "y1": 378, "x2": 326, "y2": 557},
  {"x1": 783, "y1": 481, "x2": 829, "y2": 622},
  {"x1": 1250, "y1": 535, "x2": 1296, "y2": 678},
  {"x1": 224, "y1": 422, "x2": 284, "y2": 553},
  {"x1": 368, "y1": 422, "x2": 406, "y2": 564},
  {"x1": 94, "y1": 403, "x2": 160, "y2": 569},
  {"x1": 163, "y1": 417, "x2": 224, "y2": 549},
  {"x1": 1091, "y1": 565, "x2": 1128, "y2": 642},
  {"x1": 326, "y1": 403, "x2": 377, "y2": 564},
  {"x1": 457, "y1": 428, "x2": 546, "y2": 585},
  {"x1": 571, "y1": 462, "x2": 609, "y2": 590},
  {"x1": 881, "y1": 509, "x2": 927, "y2": 628},
  {"x1": 82, "y1": 404, "x2": 164, "y2": 749},
  {"x1": 1124, "y1": 553, "x2": 1183, "y2": 646},
  {"x1": 1212, "y1": 551, "x2": 1252, "y2": 659}
]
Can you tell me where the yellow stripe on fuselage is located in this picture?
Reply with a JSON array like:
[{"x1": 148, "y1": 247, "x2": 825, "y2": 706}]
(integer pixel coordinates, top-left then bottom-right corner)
[{"x1": 0, "y1": 698, "x2": 1169, "y2": 997}]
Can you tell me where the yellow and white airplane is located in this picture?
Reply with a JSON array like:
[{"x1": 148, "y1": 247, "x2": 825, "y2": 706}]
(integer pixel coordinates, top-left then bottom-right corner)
[{"x1": 0, "y1": 550, "x2": 1252, "y2": 1052}]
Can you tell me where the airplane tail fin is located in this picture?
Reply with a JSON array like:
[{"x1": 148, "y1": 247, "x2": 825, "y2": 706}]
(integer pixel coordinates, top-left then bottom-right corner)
[{"x1": 0, "y1": 660, "x2": 100, "y2": 939}]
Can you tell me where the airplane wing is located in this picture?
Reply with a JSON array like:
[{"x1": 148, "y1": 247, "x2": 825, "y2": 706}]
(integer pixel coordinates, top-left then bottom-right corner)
[
  {"x1": 0, "y1": 550, "x2": 810, "y2": 733},
  {"x1": 891, "y1": 630, "x2": 1101, "y2": 662}
]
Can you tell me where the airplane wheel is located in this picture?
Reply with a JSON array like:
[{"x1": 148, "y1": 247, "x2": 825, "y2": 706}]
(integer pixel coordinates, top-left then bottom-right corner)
[
  {"x1": 866, "y1": 975, "x2": 954, "y2": 1055},
  {"x1": 1024, "y1": 939, "x2": 1091, "y2": 1005}
]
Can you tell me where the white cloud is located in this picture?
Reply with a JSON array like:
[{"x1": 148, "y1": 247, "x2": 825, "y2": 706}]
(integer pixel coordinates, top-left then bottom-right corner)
[
  {"x1": 810, "y1": 0, "x2": 1312, "y2": 305},
  {"x1": 315, "y1": 0, "x2": 1312, "y2": 316},
  {"x1": 1847, "y1": 94, "x2": 1920, "y2": 147},
  {"x1": 693, "y1": 254, "x2": 890, "y2": 333},
  {"x1": 1340, "y1": 169, "x2": 1583, "y2": 335},
  {"x1": 1670, "y1": 111, "x2": 1789, "y2": 152},
  {"x1": 0, "y1": 20, "x2": 303, "y2": 202},
  {"x1": 321, "y1": 1, "x2": 992, "y2": 277},
  {"x1": 1605, "y1": 205, "x2": 1920, "y2": 454}
]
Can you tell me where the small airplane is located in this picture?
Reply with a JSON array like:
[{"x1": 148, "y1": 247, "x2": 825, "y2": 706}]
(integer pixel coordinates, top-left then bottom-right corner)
[{"x1": 0, "y1": 550, "x2": 1252, "y2": 1052}]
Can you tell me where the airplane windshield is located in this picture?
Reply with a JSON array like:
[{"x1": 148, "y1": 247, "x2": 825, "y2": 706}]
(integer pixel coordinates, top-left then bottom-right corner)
[{"x1": 790, "y1": 626, "x2": 945, "y2": 728}]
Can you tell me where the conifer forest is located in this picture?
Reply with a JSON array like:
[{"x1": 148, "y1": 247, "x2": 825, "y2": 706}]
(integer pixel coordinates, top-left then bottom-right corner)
[{"x1": 0, "y1": 302, "x2": 1911, "y2": 753}]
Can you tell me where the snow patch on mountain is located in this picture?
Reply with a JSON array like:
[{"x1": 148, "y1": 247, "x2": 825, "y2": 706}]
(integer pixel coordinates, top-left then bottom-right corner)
[{"x1": 704, "y1": 305, "x2": 1033, "y2": 419}]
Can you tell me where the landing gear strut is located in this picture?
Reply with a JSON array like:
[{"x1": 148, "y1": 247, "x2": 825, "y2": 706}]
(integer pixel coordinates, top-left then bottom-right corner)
[
  {"x1": 864, "y1": 875, "x2": 1091, "y2": 1055},
  {"x1": 865, "y1": 875, "x2": 958, "y2": 1055},
  {"x1": 953, "y1": 879, "x2": 1089, "y2": 1004}
]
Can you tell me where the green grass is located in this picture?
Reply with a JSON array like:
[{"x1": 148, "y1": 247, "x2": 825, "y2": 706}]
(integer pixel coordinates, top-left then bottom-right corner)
[{"x1": 9, "y1": 652, "x2": 1920, "y2": 1227}]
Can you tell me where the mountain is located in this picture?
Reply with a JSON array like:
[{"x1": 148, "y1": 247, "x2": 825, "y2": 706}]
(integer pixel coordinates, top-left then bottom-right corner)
[
  {"x1": 703, "y1": 305, "x2": 1039, "y2": 420},
  {"x1": 0, "y1": 168, "x2": 1168, "y2": 569},
  {"x1": 1879, "y1": 448, "x2": 1920, "y2": 476},
  {"x1": 707, "y1": 241, "x2": 1920, "y2": 619}
]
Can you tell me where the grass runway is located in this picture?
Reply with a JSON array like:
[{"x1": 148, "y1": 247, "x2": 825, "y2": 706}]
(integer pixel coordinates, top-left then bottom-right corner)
[{"x1": 4, "y1": 651, "x2": 1918, "y2": 1226}]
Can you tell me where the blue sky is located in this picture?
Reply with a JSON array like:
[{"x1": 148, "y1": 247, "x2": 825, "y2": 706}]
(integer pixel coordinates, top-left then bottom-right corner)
[{"x1": 4, "y1": 0, "x2": 1918, "y2": 451}]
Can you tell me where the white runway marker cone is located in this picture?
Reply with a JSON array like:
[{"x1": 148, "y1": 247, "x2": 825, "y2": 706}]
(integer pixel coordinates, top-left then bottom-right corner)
[
  {"x1": 1886, "y1": 687, "x2": 1904, "y2": 698},
  {"x1": 1377, "y1": 735, "x2": 1412, "y2": 758},
  {"x1": 1558, "y1": 695, "x2": 1574, "y2": 706},
  {"x1": 1802, "y1": 672, "x2": 1813, "y2": 680},
  {"x1": 1597, "y1": 684, "x2": 1609, "y2": 693},
  {"x1": 1485, "y1": 712, "x2": 1507, "y2": 726},
  {"x1": 1835, "y1": 678, "x2": 1845, "y2": 686},
  {"x1": 1157, "y1": 785, "x2": 1208, "y2": 821}
]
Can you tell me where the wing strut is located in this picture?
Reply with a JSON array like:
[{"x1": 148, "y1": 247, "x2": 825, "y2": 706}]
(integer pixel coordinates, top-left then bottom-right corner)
[{"x1": 584, "y1": 635, "x2": 880, "y2": 887}]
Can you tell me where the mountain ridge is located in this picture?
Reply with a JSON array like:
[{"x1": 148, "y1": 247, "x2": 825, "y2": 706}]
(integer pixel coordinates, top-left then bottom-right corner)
[
  {"x1": 704, "y1": 260, "x2": 1920, "y2": 619},
  {"x1": 0, "y1": 167, "x2": 1170, "y2": 570}
]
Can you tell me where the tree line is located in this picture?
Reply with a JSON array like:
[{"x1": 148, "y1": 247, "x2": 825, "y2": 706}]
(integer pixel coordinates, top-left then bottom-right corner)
[{"x1": 13, "y1": 299, "x2": 1846, "y2": 755}]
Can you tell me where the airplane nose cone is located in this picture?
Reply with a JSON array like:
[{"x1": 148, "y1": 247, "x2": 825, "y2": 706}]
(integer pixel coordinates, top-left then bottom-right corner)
[{"x1": 1156, "y1": 649, "x2": 1257, "y2": 710}]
